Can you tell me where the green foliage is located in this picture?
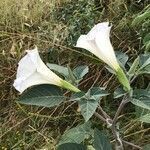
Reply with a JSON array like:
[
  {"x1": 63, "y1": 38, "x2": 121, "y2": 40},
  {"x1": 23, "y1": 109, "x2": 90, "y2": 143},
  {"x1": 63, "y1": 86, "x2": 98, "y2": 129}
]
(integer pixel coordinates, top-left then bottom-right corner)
[
  {"x1": 58, "y1": 122, "x2": 92, "y2": 146},
  {"x1": 143, "y1": 144, "x2": 150, "y2": 150},
  {"x1": 18, "y1": 84, "x2": 65, "y2": 107},
  {"x1": 114, "y1": 87, "x2": 127, "y2": 99},
  {"x1": 72, "y1": 87, "x2": 109, "y2": 121},
  {"x1": 93, "y1": 128, "x2": 112, "y2": 150},
  {"x1": 105, "y1": 51, "x2": 129, "y2": 74},
  {"x1": 137, "y1": 54, "x2": 150, "y2": 74},
  {"x1": 131, "y1": 89, "x2": 150, "y2": 110},
  {"x1": 54, "y1": 0, "x2": 101, "y2": 45},
  {"x1": 57, "y1": 143, "x2": 86, "y2": 150},
  {"x1": 136, "y1": 106, "x2": 150, "y2": 123},
  {"x1": 128, "y1": 56, "x2": 140, "y2": 78},
  {"x1": 47, "y1": 63, "x2": 89, "y2": 85},
  {"x1": 138, "y1": 113, "x2": 150, "y2": 123},
  {"x1": 116, "y1": 52, "x2": 129, "y2": 69},
  {"x1": 132, "y1": 5, "x2": 150, "y2": 52}
]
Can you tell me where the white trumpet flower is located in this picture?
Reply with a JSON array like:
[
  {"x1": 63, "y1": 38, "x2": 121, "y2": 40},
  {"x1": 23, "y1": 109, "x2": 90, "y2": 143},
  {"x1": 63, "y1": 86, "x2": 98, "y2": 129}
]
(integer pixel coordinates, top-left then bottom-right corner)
[
  {"x1": 13, "y1": 47, "x2": 80, "y2": 93},
  {"x1": 76, "y1": 22, "x2": 131, "y2": 91}
]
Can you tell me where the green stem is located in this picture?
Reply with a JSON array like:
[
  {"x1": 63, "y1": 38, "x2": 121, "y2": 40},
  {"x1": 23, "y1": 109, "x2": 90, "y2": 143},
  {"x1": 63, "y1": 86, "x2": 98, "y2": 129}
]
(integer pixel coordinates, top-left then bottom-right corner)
[
  {"x1": 60, "y1": 80, "x2": 81, "y2": 93},
  {"x1": 116, "y1": 67, "x2": 131, "y2": 92}
]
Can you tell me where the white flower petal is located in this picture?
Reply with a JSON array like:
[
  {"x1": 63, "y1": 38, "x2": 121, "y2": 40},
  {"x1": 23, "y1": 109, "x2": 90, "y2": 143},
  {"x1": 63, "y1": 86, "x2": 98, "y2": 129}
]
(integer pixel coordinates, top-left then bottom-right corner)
[
  {"x1": 76, "y1": 35, "x2": 100, "y2": 59},
  {"x1": 87, "y1": 22, "x2": 110, "y2": 40},
  {"x1": 13, "y1": 72, "x2": 52, "y2": 93},
  {"x1": 13, "y1": 47, "x2": 62, "y2": 93},
  {"x1": 76, "y1": 22, "x2": 120, "y2": 70}
]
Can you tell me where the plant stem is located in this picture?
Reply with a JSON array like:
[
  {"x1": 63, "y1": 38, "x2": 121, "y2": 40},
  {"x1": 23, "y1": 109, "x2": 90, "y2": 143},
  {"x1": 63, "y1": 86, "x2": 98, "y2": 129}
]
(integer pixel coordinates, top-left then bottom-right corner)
[
  {"x1": 112, "y1": 95, "x2": 129, "y2": 125},
  {"x1": 94, "y1": 112, "x2": 106, "y2": 123},
  {"x1": 122, "y1": 140, "x2": 142, "y2": 149},
  {"x1": 110, "y1": 94, "x2": 130, "y2": 150},
  {"x1": 98, "y1": 105, "x2": 111, "y2": 119}
]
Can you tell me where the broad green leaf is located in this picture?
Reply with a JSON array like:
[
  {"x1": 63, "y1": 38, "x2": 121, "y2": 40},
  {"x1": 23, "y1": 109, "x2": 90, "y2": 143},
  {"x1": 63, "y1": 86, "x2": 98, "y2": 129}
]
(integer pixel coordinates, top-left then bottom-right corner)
[
  {"x1": 139, "y1": 113, "x2": 150, "y2": 123},
  {"x1": 116, "y1": 51, "x2": 129, "y2": 68},
  {"x1": 143, "y1": 144, "x2": 150, "y2": 150},
  {"x1": 79, "y1": 98, "x2": 99, "y2": 122},
  {"x1": 79, "y1": 87, "x2": 108, "y2": 121},
  {"x1": 143, "y1": 33, "x2": 150, "y2": 52},
  {"x1": 57, "y1": 143, "x2": 86, "y2": 150},
  {"x1": 93, "y1": 128, "x2": 112, "y2": 150},
  {"x1": 90, "y1": 87, "x2": 109, "y2": 100},
  {"x1": 58, "y1": 122, "x2": 92, "y2": 146},
  {"x1": 71, "y1": 87, "x2": 108, "y2": 121},
  {"x1": 47, "y1": 64, "x2": 89, "y2": 85},
  {"x1": 71, "y1": 87, "x2": 108, "y2": 101},
  {"x1": 128, "y1": 56, "x2": 139, "y2": 78},
  {"x1": 114, "y1": 87, "x2": 126, "y2": 99},
  {"x1": 18, "y1": 84, "x2": 64, "y2": 107},
  {"x1": 137, "y1": 54, "x2": 150, "y2": 74},
  {"x1": 71, "y1": 92, "x2": 86, "y2": 101},
  {"x1": 47, "y1": 63, "x2": 69, "y2": 77},
  {"x1": 136, "y1": 107, "x2": 150, "y2": 123},
  {"x1": 73, "y1": 65, "x2": 89, "y2": 80},
  {"x1": 139, "y1": 54, "x2": 150, "y2": 69},
  {"x1": 131, "y1": 89, "x2": 150, "y2": 110}
]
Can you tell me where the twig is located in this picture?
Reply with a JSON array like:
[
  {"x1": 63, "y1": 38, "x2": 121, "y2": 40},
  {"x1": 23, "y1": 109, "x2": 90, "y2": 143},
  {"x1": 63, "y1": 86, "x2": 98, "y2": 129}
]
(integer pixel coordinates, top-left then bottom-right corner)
[
  {"x1": 112, "y1": 95, "x2": 130, "y2": 125},
  {"x1": 122, "y1": 140, "x2": 142, "y2": 149},
  {"x1": 110, "y1": 94, "x2": 130, "y2": 150},
  {"x1": 94, "y1": 112, "x2": 106, "y2": 123},
  {"x1": 98, "y1": 105, "x2": 111, "y2": 119}
]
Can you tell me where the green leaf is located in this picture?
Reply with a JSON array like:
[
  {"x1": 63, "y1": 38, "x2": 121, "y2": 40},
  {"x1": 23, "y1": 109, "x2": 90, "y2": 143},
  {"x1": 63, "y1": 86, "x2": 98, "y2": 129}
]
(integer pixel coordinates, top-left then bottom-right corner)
[
  {"x1": 135, "y1": 107, "x2": 150, "y2": 123},
  {"x1": 68, "y1": 65, "x2": 76, "y2": 83},
  {"x1": 71, "y1": 92, "x2": 86, "y2": 101},
  {"x1": 90, "y1": 87, "x2": 109, "y2": 100},
  {"x1": 47, "y1": 64, "x2": 89, "y2": 85},
  {"x1": 137, "y1": 54, "x2": 150, "y2": 74},
  {"x1": 79, "y1": 87, "x2": 108, "y2": 121},
  {"x1": 71, "y1": 87, "x2": 108, "y2": 121},
  {"x1": 139, "y1": 113, "x2": 150, "y2": 123},
  {"x1": 79, "y1": 98, "x2": 99, "y2": 122},
  {"x1": 93, "y1": 128, "x2": 112, "y2": 150},
  {"x1": 73, "y1": 65, "x2": 89, "y2": 80},
  {"x1": 128, "y1": 56, "x2": 140, "y2": 78},
  {"x1": 114, "y1": 87, "x2": 126, "y2": 99},
  {"x1": 116, "y1": 67, "x2": 131, "y2": 92},
  {"x1": 57, "y1": 143, "x2": 86, "y2": 150},
  {"x1": 131, "y1": 89, "x2": 150, "y2": 110},
  {"x1": 58, "y1": 122, "x2": 92, "y2": 146},
  {"x1": 116, "y1": 51, "x2": 129, "y2": 68},
  {"x1": 143, "y1": 33, "x2": 150, "y2": 52},
  {"x1": 47, "y1": 63, "x2": 69, "y2": 77},
  {"x1": 18, "y1": 84, "x2": 65, "y2": 107},
  {"x1": 143, "y1": 144, "x2": 150, "y2": 150}
]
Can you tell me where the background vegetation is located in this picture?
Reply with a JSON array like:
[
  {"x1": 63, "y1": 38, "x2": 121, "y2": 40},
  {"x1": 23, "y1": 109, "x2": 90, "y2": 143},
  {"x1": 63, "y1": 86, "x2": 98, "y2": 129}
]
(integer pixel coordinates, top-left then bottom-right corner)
[{"x1": 0, "y1": 0, "x2": 149, "y2": 149}]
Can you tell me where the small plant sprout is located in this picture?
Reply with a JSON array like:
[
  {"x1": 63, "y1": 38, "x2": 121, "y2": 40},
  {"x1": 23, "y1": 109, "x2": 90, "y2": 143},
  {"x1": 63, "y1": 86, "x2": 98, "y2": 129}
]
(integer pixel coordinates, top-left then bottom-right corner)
[
  {"x1": 76, "y1": 22, "x2": 131, "y2": 91},
  {"x1": 13, "y1": 47, "x2": 80, "y2": 93}
]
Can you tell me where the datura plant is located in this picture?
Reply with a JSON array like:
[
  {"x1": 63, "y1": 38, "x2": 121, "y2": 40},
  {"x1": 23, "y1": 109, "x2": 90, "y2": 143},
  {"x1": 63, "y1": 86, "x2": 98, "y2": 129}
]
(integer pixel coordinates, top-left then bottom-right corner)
[
  {"x1": 14, "y1": 22, "x2": 150, "y2": 150},
  {"x1": 76, "y1": 22, "x2": 131, "y2": 92},
  {"x1": 13, "y1": 47, "x2": 80, "y2": 93}
]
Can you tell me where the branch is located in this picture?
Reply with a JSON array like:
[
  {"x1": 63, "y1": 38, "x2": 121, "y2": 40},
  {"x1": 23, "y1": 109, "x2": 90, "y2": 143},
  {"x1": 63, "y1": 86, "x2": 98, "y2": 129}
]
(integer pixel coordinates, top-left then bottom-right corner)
[
  {"x1": 98, "y1": 105, "x2": 111, "y2": 119},
  {"x1": 112, "y1": 95, "x2": 130, "y2": 125},
  {"x1": 122, "y1": 140, "x2": 142, "y2": 149},
  {"x1": 94, "y1": 112, "x2": 106, "y2": 123}
]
